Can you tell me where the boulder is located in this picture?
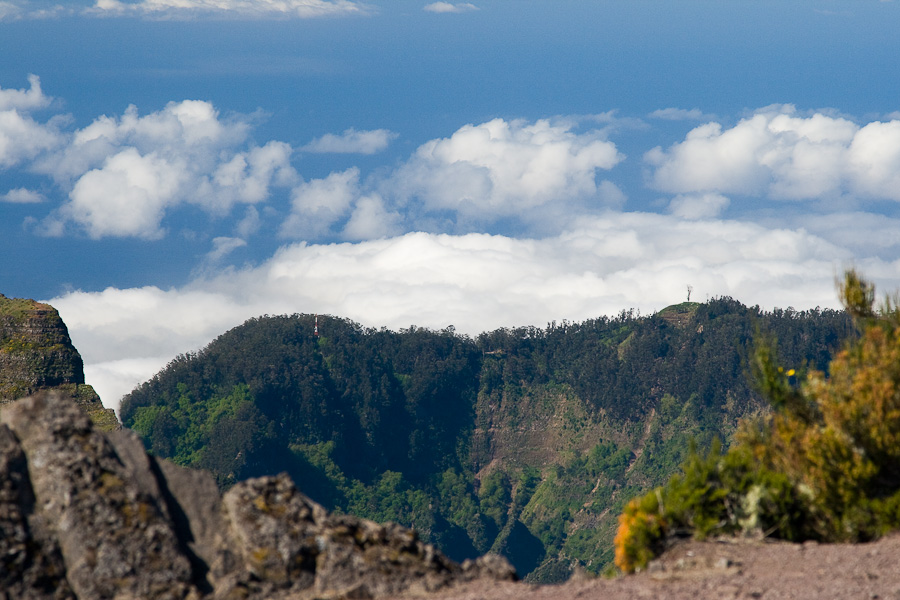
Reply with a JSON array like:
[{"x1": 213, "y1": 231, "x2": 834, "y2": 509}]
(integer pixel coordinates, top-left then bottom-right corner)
[{"x1": 0, "y1": 392, "x2": 516, "y2": 599}]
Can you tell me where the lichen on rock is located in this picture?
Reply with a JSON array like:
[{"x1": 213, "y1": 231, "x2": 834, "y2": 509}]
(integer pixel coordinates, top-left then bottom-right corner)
[{"x1": 0, "y1": 392, "x2": 516, "y2": 599}]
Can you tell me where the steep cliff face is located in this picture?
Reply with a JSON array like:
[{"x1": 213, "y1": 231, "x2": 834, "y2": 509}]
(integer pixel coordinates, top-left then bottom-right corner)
[
  {"x1": 0, "y1": 392, "x2": 515, "y2": 599},
  {"x1": 0, "y1": 294, "x2": 117, "y2": 431}
]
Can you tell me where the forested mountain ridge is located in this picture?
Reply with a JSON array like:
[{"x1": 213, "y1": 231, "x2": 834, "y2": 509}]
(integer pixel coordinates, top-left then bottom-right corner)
[{"x1": 120, "y1": 298, "x2": 855, "y2": 581}]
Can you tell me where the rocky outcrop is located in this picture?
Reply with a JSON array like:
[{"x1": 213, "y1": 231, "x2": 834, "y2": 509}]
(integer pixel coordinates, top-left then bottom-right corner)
[
  {"x1": 0, "y1": 392, "x2": 516, "y2": 599},
  {"x1": 0, "y1": 294, "x2": 117, "y2": 431}
]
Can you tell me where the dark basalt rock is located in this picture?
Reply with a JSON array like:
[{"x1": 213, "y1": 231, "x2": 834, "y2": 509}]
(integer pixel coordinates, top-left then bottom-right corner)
[{"x1": 0, "y1": 392, "x2": 516, "y2": 599}]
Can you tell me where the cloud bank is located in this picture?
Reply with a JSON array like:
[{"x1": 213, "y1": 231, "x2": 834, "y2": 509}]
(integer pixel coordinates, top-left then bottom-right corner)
[{"x1": 52, "y1": 212, "x2": 898, "y2": 412}]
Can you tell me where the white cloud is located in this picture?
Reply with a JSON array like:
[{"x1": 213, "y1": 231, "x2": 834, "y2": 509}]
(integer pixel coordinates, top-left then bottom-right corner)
[
  {"x1": 84, "y1": 357, "x2": 171, "y2": 417},
  {"x1": 668, "y1": 193, "x2": 730, "y2": 220},
  {"x1": 280, "y1": 167, "x2": 360, "y2": 239},
  {"x1": 0, "y1": 1, "x2": 74, "y2": 20},
  {"x1": 88, "y1": 0, "x2": 368, "y2": 19},
  {"x1": 0, "y1": 74, "x2": 52, "y2": 111},
  {"x1": 59, "y1": 148, "x2": 184, "y2": 239},
  {"x1": 789, "y1": 212, "x2": 900, "y2": 255},
  {"x1": 646, "y1": 106, "x2": 900, "y2": 204},
  {"x1": 423, "y1": 2, "x2": 477, "y2": 13},
  {"x1": 301, "y1": 128, "x2": 398, "y2": 154},
  {"x1": 207, "y1": 236, "x2": 247, "y2": 262},
  {"x1": 39, "y1": 100, "x2": 296, "y2": 238},
  {"x1": 0, "y1": 108, "x2": 61, "y2": 169},
  {"x1": 281, "y1": 118, "x2": 626, "y2": 240},
  {"x1": 0, "y1": 1, "x2": 24, "y2": 21},
  {"x1": 389, "y1": 117, "x2": 623, "y2": 230},
  {"x1": 648, "y1": 108, "x2": 713, "y2": 121},
  {"x1": 235, "y1": 205, "x2": 262, "y2": 238},
  {"x1": 597, "y1": 180, "x2": 627, "y2": 209},
  {"x1": 43, "y1": 100, "x2": 249, "y2": 183},
  {"x1": 209, "y1": 140, "x2": 296, "y2": 209},
  {"x1": 1, "y1": 187, "x2": 44, "y2": 203},
  {"x1": 342, "y1": 193, "x2": 401, "y2": 240},
  {"x1": 51, "y1": 211, "x2": 900, "y2": 412}
]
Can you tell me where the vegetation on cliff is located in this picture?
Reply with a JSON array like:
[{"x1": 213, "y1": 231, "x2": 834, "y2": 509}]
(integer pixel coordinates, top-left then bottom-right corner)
[
  {"x1": 615, "y1": 271, "x2": 900, "y2": 573},
  {"x1": 0, "y1": 293, "x2": 117, "y2": 431},
  {"x1": 120, "y1": 298, "x2": 854, "y2": 580}
]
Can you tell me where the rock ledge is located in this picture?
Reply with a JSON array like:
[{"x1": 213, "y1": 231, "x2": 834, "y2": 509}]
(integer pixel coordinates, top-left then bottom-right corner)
[{"x1": 0, "y1": 392, "x2": 515, "y2": 599}]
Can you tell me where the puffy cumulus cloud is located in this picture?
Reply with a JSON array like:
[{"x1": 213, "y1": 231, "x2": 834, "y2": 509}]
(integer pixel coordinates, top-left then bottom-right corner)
[
  {"x1": 209, "y1": 141, "x2": 296, "y2": 209},
  {"x1": 280, "y1": 117, "x2": 625, "y2": 241},
  {"x1": 0, "y1": 74, "x2": 52, "y2": 111},
  {"x1": 301, "y1": 128, "x2": 398, "y2": 154},
  {"x1": 646, "y1": 117, "x2": 773, "y2": 196},
  {"x1": 423, "y1": 2, "x2": 477, "y2": 13},
  {"x1": 0, "y1": 77, "x2": 62, "y2": 168},
  {"x1": 39, "y1": 100, "x2": 296, "y2": 238},
  {"x1": 1, "y1": 187, "x2": 44, "y2": 203},
  {"x1": 390, "y1": 117, "x2": 623, "y2": 229},
  {"x1": 88, "y1": 0, "x2": 368, "y2": 19},
  {"x1": 342, "y1": 194, "x2": 401, "y2": 240},
  {"x1": 52, "y1": 211, "x2": 898, "y2": 411},
  {"x1": 646, "y1": 106, "x2": 900, "y2": 203},
  {"x1": 668, "y1": 193, "x2": 729, "y2": 220},
  {"x1": 60, "y1": 148, "x2": 183, "y2": 239},
  {"x1": 280, "y1": 168, "x2": 360, "y2": 239},
  {"x1": 43, "y1": 100, "x2": 248, "y2": 183},
  {"x1": 847, "y1": 120, "x2": 900, "y2": 199}
]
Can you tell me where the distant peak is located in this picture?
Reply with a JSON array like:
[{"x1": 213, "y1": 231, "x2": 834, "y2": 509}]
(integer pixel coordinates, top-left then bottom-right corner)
[{"x1": 658, "y1": 302, "x2": 701, "y2": 327}]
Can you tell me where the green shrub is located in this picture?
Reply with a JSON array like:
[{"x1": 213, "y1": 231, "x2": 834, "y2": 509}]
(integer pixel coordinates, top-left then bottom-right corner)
[{"x1": 615, "y1": 270, "x2": 900, "y2": 572}]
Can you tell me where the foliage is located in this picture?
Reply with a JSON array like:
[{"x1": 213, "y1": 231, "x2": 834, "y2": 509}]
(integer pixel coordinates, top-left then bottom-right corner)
[
  {"x1": 119, "y1": 301, "x2": 854, "y2": 579},
  {"x1": 614, "y1": 271, "x2": 900, "y2": 573},
  {"x1": 614, "y1": 493, "x2": 666, "y2": 574}
]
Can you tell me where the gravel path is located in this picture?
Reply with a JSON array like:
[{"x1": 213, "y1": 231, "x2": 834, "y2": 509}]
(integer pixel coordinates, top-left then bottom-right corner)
[{"x1": 404, "y1": 533, "x2": 900, "y2": 600}]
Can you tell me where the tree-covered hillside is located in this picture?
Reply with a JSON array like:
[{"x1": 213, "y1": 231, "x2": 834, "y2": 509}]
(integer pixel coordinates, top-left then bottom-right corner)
[{"x1": 120, "y1": 299, "x2": 854, "y2": 580}]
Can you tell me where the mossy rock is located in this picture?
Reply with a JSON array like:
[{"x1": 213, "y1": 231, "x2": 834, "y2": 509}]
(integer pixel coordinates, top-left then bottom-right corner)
[{"x1": 0, "y1": 294, "x2": 119, "y2": 431}]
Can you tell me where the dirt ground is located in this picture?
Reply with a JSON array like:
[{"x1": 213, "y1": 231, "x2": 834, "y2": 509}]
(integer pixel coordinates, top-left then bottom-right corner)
[{"x1": 406, "y1": 533, "x2": 900, "y2": 600}]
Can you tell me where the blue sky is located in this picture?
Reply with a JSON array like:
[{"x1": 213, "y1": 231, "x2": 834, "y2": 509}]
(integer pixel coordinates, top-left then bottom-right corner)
[{"x1": 3, "y1": 0, "x2": 900, "y2": 410}]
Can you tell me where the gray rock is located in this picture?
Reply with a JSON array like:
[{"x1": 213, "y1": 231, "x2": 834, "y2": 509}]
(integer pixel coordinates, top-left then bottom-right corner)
[
  {"x1": 0, "y1": 392, "x2": 516, "y2": 599},
  {"x1": 0, "y1": 424, "x2": 73, "y2": 600},
  {"x1": 1, "y1": 392, "x2": 196, "y2": 599}
]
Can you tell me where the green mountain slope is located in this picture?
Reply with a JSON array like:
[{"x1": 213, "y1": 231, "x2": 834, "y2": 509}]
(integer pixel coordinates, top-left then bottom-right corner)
[{"x1": 120, "y1": 298, "x2": 854, "y2": 580}]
